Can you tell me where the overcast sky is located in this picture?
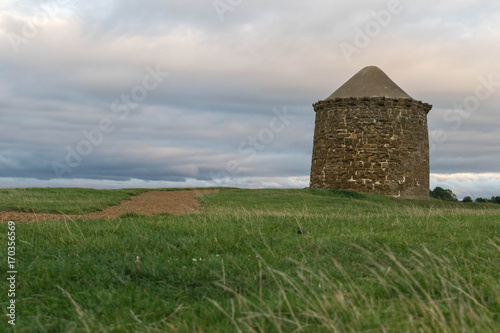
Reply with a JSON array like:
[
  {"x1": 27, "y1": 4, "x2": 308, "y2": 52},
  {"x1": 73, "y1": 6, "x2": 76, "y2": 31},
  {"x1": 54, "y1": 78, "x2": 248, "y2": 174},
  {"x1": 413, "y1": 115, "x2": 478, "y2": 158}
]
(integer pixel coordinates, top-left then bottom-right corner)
[{"x1": 0, "y1": 0, "x2": 499, "y2": 199}]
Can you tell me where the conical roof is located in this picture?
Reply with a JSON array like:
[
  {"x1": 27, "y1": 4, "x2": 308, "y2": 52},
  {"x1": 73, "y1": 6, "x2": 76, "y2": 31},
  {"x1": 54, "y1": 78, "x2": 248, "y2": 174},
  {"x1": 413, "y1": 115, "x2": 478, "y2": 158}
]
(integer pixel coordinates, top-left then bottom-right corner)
[{"x1": 327, "y1": 66, "x2": 412, "y2": 99}]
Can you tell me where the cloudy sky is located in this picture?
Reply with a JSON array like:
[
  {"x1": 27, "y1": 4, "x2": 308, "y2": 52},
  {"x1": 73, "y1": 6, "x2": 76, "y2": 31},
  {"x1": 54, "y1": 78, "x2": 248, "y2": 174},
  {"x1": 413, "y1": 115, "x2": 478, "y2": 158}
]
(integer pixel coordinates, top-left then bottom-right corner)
[{"x1": 0, "y1": 0, "x2": 499, "y2": 199}]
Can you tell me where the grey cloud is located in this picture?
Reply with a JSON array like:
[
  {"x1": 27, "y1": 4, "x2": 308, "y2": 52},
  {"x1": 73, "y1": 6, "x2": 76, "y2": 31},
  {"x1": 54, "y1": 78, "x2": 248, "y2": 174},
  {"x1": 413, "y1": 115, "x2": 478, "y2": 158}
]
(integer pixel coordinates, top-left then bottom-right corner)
[{"x1": 0, "y1": 0, "x2": 499, "y2": 197}]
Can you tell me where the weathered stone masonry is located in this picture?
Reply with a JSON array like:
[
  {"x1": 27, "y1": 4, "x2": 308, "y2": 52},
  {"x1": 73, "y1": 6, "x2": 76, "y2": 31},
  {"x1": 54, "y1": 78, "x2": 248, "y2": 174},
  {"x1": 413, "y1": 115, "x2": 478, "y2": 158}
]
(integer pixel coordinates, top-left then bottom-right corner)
[{"x1": 310, "y1": 96, "x2": 432, "y2": 199}]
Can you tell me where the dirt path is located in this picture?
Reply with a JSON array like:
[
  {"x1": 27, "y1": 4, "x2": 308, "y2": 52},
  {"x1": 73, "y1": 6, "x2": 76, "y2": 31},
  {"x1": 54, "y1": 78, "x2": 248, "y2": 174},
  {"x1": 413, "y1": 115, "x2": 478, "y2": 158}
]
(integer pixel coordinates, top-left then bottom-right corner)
[{"x1": 0, "y1": 189, "x2": 220, "y2": 223}]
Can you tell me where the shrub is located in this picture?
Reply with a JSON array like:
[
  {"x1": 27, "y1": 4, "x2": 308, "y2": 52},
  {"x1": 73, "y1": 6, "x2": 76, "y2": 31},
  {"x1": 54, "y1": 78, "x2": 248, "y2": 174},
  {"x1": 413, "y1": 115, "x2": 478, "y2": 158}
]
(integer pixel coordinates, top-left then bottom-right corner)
[{"x1": 430, "y1": 187, "x2": 457, "y2": 201}]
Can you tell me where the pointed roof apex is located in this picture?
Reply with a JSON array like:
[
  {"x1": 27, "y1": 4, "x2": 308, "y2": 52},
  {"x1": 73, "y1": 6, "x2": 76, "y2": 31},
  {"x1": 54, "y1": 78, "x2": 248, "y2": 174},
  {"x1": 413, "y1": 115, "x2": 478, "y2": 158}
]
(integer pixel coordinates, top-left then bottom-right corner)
[{"x1": 327, "y1": 66, "x2": 412, "y2": 99}]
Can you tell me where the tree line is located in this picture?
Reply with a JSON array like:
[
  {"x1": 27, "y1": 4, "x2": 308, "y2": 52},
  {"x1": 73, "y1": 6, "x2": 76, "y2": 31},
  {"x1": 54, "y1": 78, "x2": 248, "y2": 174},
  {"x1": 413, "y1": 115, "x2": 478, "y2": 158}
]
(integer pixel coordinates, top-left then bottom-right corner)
[{"x1": 430, "y1": 187, "x2": 500, "y2": 204}]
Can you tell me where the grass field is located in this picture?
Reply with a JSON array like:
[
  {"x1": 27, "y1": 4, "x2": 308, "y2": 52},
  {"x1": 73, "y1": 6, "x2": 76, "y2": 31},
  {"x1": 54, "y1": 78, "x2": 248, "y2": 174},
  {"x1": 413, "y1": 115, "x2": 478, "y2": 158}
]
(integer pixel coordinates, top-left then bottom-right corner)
[
  {"x1": 1, "y1": 188, "x2": 500, "y2": 332},
  {"x1": 0, "y1": 188, "x2": 147, "y2": 214}
]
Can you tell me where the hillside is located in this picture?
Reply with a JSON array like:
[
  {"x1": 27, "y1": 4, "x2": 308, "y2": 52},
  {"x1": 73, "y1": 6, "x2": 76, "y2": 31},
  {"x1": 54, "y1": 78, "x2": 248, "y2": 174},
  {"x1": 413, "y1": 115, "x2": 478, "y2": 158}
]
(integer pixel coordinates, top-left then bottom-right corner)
[{"x1": 1, "y1": 188, "x2": 499, "y2": 332}]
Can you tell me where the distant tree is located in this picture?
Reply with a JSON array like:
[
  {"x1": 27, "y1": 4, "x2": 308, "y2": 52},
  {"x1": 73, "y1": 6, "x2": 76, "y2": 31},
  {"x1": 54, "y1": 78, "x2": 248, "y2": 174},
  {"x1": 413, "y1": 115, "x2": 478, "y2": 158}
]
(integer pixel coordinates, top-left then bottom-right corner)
[
  {"x1": 430, "y1": 187, "x2": 458, "y2": 201},
  {"x1": 491, "y1": 196, "x2": 500, "y2": 204},
  {"x1": 475, "y1": 197, "x2": 488, "y2": 203},
  {"x1": 462, "y1": 196, "x2": 473, "y2": 203}
]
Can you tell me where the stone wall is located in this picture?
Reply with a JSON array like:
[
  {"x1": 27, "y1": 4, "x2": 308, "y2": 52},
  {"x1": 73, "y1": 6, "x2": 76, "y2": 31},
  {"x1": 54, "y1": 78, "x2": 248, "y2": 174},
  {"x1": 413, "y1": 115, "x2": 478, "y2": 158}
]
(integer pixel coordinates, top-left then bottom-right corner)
[{"x1": 310, "y1": 97, "x2": 432, "y2": 199}]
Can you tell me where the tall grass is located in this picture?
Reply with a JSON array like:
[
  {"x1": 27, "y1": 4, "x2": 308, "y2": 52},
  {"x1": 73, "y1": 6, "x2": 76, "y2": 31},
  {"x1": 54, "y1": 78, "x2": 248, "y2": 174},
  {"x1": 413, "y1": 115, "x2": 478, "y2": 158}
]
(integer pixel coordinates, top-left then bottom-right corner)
[
  {"x1": 209, "y1": 241, "x2": 500, "y2": 332},
  {"x1": 0, "y1": 188, "x2": 499, "y2": 332}
]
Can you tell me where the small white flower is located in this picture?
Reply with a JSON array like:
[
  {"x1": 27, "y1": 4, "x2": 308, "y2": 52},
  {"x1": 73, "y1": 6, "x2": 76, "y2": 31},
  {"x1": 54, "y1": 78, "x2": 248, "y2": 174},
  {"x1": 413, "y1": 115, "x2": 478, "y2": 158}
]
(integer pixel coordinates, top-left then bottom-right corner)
[
  {"x1": 192, "y1": 258, "x2": 197, "y2": 262},
  {"x1": 135, "y1": 256, "x2": 141, "y2": 264}
]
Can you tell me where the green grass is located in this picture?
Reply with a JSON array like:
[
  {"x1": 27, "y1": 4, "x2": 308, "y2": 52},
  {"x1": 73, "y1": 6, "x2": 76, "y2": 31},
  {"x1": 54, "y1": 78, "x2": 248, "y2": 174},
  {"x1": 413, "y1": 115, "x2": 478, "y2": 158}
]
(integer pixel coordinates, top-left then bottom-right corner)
[
  {"x1": 0, "y1": 187, "x2": 232, "y2": 214},
  {"x1": 1, "y1": 188, "x2": 500, "y2": 332},
  {"x1": 0, "y1": 188, "x2": 148, "y2": 214}
]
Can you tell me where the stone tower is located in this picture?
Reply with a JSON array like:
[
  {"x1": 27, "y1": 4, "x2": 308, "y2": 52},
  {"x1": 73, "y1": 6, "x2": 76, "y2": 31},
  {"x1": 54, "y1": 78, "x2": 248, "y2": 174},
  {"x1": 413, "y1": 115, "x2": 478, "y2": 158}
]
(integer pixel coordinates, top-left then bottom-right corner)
[{"x1": 310, "y1": 66, "x2": 432, "y2": 199}]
